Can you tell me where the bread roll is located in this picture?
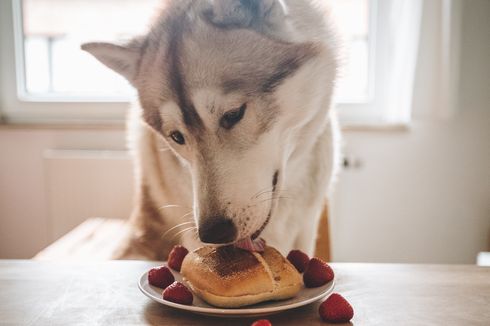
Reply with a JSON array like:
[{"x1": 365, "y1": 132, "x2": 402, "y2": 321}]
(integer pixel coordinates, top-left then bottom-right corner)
[{"x1": 180, "y1": 245, "x2": 303, "y2": 308}]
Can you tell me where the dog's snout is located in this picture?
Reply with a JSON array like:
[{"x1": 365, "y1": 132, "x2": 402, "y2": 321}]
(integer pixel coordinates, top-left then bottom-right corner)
[{"x1": 199, "y1": 217, "x2": 237, "y2": 244}]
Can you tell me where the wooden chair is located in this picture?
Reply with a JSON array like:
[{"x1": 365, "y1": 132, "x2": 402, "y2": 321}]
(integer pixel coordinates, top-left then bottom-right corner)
[{"x1": 314, "y1": 203, "x2": 331, "y2": 261}]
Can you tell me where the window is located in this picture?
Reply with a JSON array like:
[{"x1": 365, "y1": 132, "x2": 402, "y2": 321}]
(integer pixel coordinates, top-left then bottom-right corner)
[
  {"x1": 20, "y1": 0, "x2": 372, "y2": 103},
  {"x1": 1, "y1": 0, "x2": 424, "y2": 126},
  {"x1": 338, "y1": 0, "x2": 424, "y2": 125}
]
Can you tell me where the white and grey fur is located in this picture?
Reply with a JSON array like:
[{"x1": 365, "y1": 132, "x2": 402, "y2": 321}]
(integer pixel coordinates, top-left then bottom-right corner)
[{"x1": 82, "y1": 0, "x2": 341, "y2": 259}]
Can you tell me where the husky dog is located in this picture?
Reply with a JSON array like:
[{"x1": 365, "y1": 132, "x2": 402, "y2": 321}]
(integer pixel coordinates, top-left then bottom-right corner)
[{"x1": 82, "y1": 0, "x2": 340, "y2": 260}]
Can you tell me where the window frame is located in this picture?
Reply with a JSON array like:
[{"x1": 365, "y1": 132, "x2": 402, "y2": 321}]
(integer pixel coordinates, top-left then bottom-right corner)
[
  {"x1": 0, "y1": 0, "x2": 129, "y2": 124},
  {"x1": 0, "y1": 0, "x2": 399, "y2": 127}
]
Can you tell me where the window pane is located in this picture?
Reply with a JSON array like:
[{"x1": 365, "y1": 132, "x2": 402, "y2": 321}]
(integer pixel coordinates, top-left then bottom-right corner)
[
  {"x1": 22, "y1": 0, "x2": 162, "y2": 97},
  {"x1": 24, "y1": 36, "x2": 50, "y2": 93},
  {"x1": 331, "y1": 0, "x2": 371, "y2": 102},
  {"x1": 22, "y1": 0, "x2": 371, "y2": 102}
]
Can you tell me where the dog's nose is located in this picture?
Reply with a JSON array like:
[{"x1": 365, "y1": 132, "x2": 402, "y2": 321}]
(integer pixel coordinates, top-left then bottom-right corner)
[{"x1": 199, "y1": 217, "x2": 237, "y2": 244}]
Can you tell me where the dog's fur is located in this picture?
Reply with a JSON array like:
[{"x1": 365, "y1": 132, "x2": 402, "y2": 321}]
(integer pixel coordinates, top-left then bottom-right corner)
[{"x1": 82, "y1": 0, "x2": 341, "y2": 259}]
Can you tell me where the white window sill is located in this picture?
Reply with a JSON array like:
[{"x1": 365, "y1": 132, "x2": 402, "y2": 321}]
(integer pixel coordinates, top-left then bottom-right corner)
[
  {"x1": 0, "y1": 114, "x2": 410, "y2": 133},
  {"x1": 341, "y1": 122, "x2": 410, "y2": 133}
]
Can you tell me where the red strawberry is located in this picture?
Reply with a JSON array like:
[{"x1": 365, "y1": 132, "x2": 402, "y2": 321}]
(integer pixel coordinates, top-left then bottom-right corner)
[
  {"x1": 287, "y1": 250, "x2": 310, "y2": 273},
  {"x1": 303, "y1": 258, "x2": 334, "y2": 288},
  {"x1": 168, "y1": 245, "x2": 189, "y2": 272},
  {"x1": 148, "y1": 266, "x2": 174, "y2": 289},
  {"x1": 251, "y1": 320, "x2": 272, "y2": 326},
  {"x1": 163, "y1": 281, "x2": 193, "y2": 305},
  {"x1": 319, "y1": 293, "x2": 354, "y2": 323}
]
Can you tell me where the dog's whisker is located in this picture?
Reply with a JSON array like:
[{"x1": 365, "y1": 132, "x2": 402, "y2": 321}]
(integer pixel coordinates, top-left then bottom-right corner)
[
  {"x1": 258, "y1": 195, "x2": 292, "y2": 202},
  {"x1": 251, "y1": 186, "x2": 274, "y2": 200},
  {"x1": 249, "y1": 196, "x2": 292, "y2": 207},
  {"x1": 255, "y1": 190, "x2": 293, "y2": 199},
  {"x1": 158, "y1": 203, "x2": 193, "y2": 211},
  {"x1": 254, "y1": 190, "x2": 274, "y2": 199},
  {"x1": 158, "y1": 204, "x2": 182, "y2": 210},
  {"x1": 162, "y1": 221, "x2": 196, "y2": 239},
  {"x1": 252, "y1": 186, "x2": 294, "y2": 200},
  {"x1": 180, "y1": 211, "x2": 194, "y2": 220},
  {"x1": 264, "y1": 196, "x2": 291, "y2": 202},
  {"x1": 174, "y1": 210, "x2": 193, "y2": 219},
  {"x1": 172, "y1": 226, "x2": 197, "y2": 240}
]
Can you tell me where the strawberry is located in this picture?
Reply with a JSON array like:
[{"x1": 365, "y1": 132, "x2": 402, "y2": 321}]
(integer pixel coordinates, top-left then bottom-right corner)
[
  {"x1": 148, "y1": 266, "x2": 175, "y2": 289},
  {"x1": 303, "y1": 258, "x2": 334, "y2": 288},
  {"x1": 163, "y1": 281, "x2": 193, "y2": 305},
  {"x1": 167, "y1": 245, "x2": 189, "y2": 272},
  {"x1": 287, "y1": 250, "x2": 310, "y2": 273},
  {"x1": 319, "y1": 293, "x2": 354, "y2": 323},
  {"x1": 251, "y1": 320, "x2": 272, "y2": 326}
]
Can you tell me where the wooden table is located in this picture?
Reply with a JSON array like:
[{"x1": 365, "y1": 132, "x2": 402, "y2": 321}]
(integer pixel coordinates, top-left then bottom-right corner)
[{"x1": 0, "y1": 261, "x2": 489, "y2": 325}]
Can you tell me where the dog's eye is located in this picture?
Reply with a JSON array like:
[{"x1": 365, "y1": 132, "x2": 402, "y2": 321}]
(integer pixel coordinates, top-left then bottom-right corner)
[
  {"x1": 220, "y1": 104, "x2": 247, "y2": 130},
  {"x1": 170, "y1": 131, "x2": 185, "y2": 145}
]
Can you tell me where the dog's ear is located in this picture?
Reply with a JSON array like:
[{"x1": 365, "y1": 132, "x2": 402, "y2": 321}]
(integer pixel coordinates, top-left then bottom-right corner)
[
  {"x1": 202, "y1": 0, "x2": 294, "y2": 41},
  {"x1": 81, "y1": 40, "x2": 142, "y2": 84}
]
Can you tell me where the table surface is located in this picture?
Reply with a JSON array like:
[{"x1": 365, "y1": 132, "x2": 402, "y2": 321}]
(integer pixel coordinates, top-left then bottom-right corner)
[{"x1": 0, "y1": 260, "x2": 489, "y2": 326}]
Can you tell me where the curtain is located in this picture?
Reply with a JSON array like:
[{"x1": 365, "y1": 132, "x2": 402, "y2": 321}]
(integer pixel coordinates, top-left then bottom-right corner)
[
  {"x1": 381, "y1": 0, "x2": 423, "y2": 123},
  {"x1": 387, "y1": 0, "x2": 463, "y2": 122}
]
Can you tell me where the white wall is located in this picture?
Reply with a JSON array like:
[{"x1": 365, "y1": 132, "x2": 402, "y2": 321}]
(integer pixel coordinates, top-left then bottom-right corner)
[
  {"x1": 331, "y1": 0, "x2": 490, "y2": 264},
  {"x1": 0, "y1": 127, "x2": 131, "y2": 258},
  {"x1": 0, "y1": 0, "x2": 488, "y2": 262}
]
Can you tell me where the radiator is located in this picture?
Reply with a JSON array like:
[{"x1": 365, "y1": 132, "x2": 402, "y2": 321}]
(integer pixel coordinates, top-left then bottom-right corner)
[{"x1": 43, "y1": 150, "x2": 134, "y2": 242}]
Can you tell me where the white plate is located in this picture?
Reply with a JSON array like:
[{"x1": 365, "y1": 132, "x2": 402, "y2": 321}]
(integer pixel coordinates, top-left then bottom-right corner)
[{"x1": 138, "y1": 265, "x2": 335, "y2": 318}]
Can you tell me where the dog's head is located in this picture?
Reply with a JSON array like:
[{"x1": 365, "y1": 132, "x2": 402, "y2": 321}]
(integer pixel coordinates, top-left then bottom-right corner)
[{"x1": 83, "y1": 0, "x2": 331, "y2": 245}]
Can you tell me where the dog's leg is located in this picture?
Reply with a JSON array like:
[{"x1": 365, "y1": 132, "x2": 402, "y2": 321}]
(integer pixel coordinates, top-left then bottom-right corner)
[
  {"x1": 112, "y1": 184, "x2": 179, "y2": 260},
  {"x1": 261, "y1": 220, "x2": 297, "y2": 255},
  {"x1": 293, "y1": 204, "x2": 325, "y2": 256},
  {"x1": 289, "y1": 114, "x2": 340, "y2": 256},
  {"x1": 117, "y1": 110, "x2": 195, "y2": 260}
]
